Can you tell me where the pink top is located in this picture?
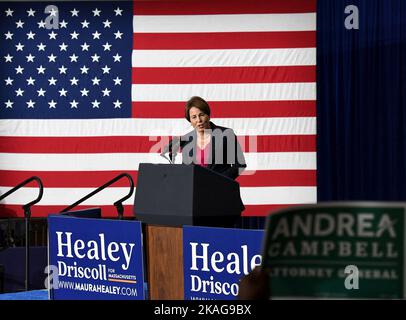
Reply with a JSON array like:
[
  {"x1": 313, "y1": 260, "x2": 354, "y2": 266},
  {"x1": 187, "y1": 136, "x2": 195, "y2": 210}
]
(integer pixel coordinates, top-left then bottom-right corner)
[{"x1": 196, "y1": 142, "x2": 211, "y2": 167}]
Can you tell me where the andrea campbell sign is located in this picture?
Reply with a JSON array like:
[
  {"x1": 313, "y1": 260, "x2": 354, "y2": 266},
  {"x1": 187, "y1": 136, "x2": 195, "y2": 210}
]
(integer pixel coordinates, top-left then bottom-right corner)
[
  {"x1": 48, "y1": 215, "x2": 145, "y2": 300},
  {"x1": 262, "y1": 203, "x2": 406, "y2": 299}
]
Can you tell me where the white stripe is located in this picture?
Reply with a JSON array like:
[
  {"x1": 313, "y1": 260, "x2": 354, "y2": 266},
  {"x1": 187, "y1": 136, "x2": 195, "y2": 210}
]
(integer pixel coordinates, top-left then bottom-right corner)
[
  {"x1": 0, "y1": 118, "x2": 316, "y2": 136},
  {"x1": 0, "y1": 152, "x2": 317, "y2": 171},
  {"x1": 132, "y1": 48, "x2": 316, "y2": 67},
  {"x1": 133, "y1": 13, "x2": 316, "y2": 33},
  {"x1": 0, "y1": 186, "x2": 317, "y2": 206},
  {"x1": 242, "y1": 186, "x2": 317, "y2": 205},
  {"x1": 132, "y1": 83, "x2": 316, "y2": 102}
]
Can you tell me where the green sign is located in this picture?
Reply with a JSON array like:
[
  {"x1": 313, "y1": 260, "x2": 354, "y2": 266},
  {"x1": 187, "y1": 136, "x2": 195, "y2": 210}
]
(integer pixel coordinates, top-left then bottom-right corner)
[{"x1": 262, "y1": 203, "x2": 405, "y2": 299}]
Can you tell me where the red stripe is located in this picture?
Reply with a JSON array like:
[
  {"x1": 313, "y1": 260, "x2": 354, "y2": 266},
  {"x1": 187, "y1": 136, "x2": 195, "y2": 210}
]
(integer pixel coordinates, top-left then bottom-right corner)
[
  {"x1": 0, "y1": 205, "x2": 134, "y2": 218},
  {"x1": 0, "y1": 171, "x2": 139, "y2": 188},
  {"x1": 133, "y1": 0, "x2": 316, "y2": 15},
  {"x1": 242, "y1": 204, "x2": 305, "y2": 217},
  {"x1": 1, "y1": 203, "x2": 309, "y2": 218},
  {"x1": 0, "y1": 135, "x2": 315, "y2": 153},
  {"x1": 0, "y1": 169, "x2": 315, "y2": 188},
  {"x1": 132, "y1": 66, "x2": 315, "y2": 84},
  {"x1": 133, "y1": 31, "x2": 316, "y2": 50},
  {"x1": 237, "y1": 170, "x2": 316, "y2": 187},
  {"x1": 132, "y1": 101, "x2": 316, "y2": 118}
]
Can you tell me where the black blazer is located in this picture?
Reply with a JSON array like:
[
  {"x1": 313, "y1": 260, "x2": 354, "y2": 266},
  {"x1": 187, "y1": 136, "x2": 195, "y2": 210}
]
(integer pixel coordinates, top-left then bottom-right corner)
[{"x1": 178, "y1": 122, "x2": 247, "y2": 180}]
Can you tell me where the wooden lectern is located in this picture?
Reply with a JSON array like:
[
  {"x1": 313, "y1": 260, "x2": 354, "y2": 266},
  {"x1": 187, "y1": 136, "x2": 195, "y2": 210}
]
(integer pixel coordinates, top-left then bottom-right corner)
[{"x1": 134, "y1": 163, "x2": 244, "y2": 300}]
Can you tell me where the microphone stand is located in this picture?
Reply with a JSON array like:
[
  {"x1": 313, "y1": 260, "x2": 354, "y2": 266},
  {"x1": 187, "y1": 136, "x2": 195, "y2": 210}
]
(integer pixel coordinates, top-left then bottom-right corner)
[{"x1": 0, "y1": 176, "x2": 44, "y2": 291}]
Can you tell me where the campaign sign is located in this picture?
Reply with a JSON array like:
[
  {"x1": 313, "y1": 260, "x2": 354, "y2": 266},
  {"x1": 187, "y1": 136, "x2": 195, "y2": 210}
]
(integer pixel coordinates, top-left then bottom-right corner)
[
  {"x1": 262, "y1": 203, "x2": 406, "y2": 299},
  {"x1": 48, "y1": 215, "x2": 145, "y2": 300},
  {"x1": 183, "y1": 226, "x2": 264, "y2": 300}
]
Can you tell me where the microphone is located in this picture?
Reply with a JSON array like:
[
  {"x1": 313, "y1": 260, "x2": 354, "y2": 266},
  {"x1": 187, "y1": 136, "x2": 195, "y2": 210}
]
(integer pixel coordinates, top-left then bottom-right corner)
[{"x1": 160, "y1": 136, "x2": 181, "y2": 163}]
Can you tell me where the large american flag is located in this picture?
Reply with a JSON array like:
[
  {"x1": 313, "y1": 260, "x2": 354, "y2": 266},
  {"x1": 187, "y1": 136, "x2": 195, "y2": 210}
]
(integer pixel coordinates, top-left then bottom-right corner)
[{"x1": 0, "y1": 0, "x2": 316, "y2": 218}]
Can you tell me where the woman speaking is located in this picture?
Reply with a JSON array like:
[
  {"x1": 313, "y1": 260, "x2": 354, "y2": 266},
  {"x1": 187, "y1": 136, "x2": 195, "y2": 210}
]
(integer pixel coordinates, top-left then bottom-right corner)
[{"x1": 178, "y1": 96, "x2": 247, "y2": 180}]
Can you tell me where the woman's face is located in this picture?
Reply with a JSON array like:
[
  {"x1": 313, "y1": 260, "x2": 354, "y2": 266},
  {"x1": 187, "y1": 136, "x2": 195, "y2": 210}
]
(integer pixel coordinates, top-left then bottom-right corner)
[{"x1": 189, "y1": 107, "x2": 210, "y2": 133}]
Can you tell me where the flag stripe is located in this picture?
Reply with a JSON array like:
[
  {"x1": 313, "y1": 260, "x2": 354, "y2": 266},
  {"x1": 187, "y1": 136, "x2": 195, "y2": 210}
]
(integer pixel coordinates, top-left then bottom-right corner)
[
  {"x1": 132, "y1": 66, "x2": 316, "y2": 84},
  {"x1": 131, "y1": 83, "x2": 316, "y2": 102},
  {"x1": 0, "y1": 152, "x2": 317, "y2": 171},
  {"x1": 132, "y1": 101, "x2": 316, "y2": 118},
  {"x1": 133, "y1": 13, "x2": 316, "y2": 33},
  {"x1": 133, "y1": 0, "x2": 316, "y2": 15},
  {"x1": 0, "y1": 186, "x2": 317, "y2": 206},
  {"x1": 0, "y1": 169, "x2": 316, "y2": 188},
  {"x1": 0, "y1": 135, "x2": 316, "y2": 153},
  {"x1": 0, "y1": 204, "x2": 299, "y2": 218},
  {"x1": 132, "y1": 48, "x2": 316, "y2": 67},
  {"x1": 0, "y1": 118, "x2": 316, "y2": 136},
  {"x1": 133, "y1": 31, "x2": 316, "y2": 50}
]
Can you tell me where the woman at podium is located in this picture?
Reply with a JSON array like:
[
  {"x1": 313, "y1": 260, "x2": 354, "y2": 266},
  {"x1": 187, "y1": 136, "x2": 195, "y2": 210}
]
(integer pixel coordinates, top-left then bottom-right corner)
[{"x1": 179, "y1": 96, "x2": 247, "y2": 180}]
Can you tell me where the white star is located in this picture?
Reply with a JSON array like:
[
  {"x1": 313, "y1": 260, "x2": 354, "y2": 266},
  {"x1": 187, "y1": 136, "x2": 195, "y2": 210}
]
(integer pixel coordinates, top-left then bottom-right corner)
[
  {"x1": 48, "y1": 100, "x2": 57, "y2": 108},
  {"x1": 15, "y1": 43, "x2": 24, "y2": 51},
  {"x1": 113, "y1": 53, "x2": 122, "y2": 62},
  {"x1": 37, "y1": 88, "x2": 46, "y2": 96},
  {"x1": 60, "y1": 20, "x2": 68, "y2": 28},
  {"x1": 37, "y1": 43, "x2": 46, "y2": 51},
  {"x1": 114, "y1": 7, "x2": 123, "y2": 16},
  {"x1": 48, "y1": 54, "x2": 57, "y2": 62},
  {"x1": 91, "y1": 54, "x2": 100, "y2": 62},
  {"x1": 71, "y1": 8, "x2": 79, "y2": 17},
  {"x1": 48, "y1": 77, "x2": 57, "y2": 85},
  {"x1": 80, "y1": 88, "x2": 89, "y2": 96},
  {"x1": 26, "y1": 31, "x2": 35, "y2": 40},
  {"x1": 26, "y1": 100, "x2": 35, "y2": 108},
  {"x1": 26, "y1": 77, "x2": 35, "y2": 85},
  {"x1": 70, "y1": 100, "x2": 79, "y2": 108},
  {"x1": 92, "y1": 77, "x2": 101, "y2": 85},
  {"x1": 27, "y1": 8, "x2": 36, "y2": 17},
  {"x1": 48, "y1": 31, "x2": 57, "y2": 39},
  {"x1": 5, "y1": 100, "x2": 14, "y2": 108},
  {"x1": 70, "y1": 31, "x2": 79, "y2": 39},
  {"x1": 15, "y1": 88, "x2": 24, "y2": 96},
  {"x1": 113, "y1": 77, "x2": 122, "y2": 86},
  {"x1": 81, "y1": 42, "x2": 90, "y2": 51},
  {"x1": 38, "y1": 20, "x2": 46, "y2": 28},
  {"x1": 92, "y1": 8, "x2": 101, "y2": 16},
  {"x1": 103, "y1": 42, "x2": 112, "y2": 51},
  {"x1": 92, "y1": 100, "x2": 101, "y2": 108},
  {"x1": 5, "y1": 8, "x2": 13, "y2": 17},
  {"x1": 69, "y1": 54, "x2": 79, "y2": 62},
  {"x1": 4, "y1": 54, "x2": 13, "y2": 63},
  {"x1": 103, "y1": 19, "x2": 112, "y2": 28},
  {"x1": 114, "y1": 30, "x2": 123, "y2": 39},
  {"x1": 102, "y1": 88, "x2": 111, "y2": 96},
  {"x1": 59, "y1": 88, "x2": 68, "y2": 97},
  {"x1": 70, "y1": 77, "x2": 79, "y2": 85},
  {"x1": 16, "y1": 20, "x2": 24, "y2": 28},
  {"x1": 37, "y1": 65, "x2": 46, "y2": 74},
  {"x1": 4, "y1": 31, "x2": 13, "y2": 40},
  {"x1": 58, "y1": 65, "x2": 68, "y2": 74},
  {"x1": 59, "y1": 43, "x2": 68, "y2": 51},
  {"x1": 113, "y1": 100, "x2": 122, "y2": 109},
  {"x1": 81, "y1": 20, "x2": 90, "y2": 28},
  {"x1": 5, "y1": 77, "x2": 13, "y2": 86},
  {"x1": 49, "y1": 8, "x2": 58, "y2": 17},
  {"x1": 15, "y1": 66, "x2": 24, "y2": 74},
  {"x1": 26, "y1": 54, "x2": 35, "y2": 62},
  {"x1": 102, "y1": 65, "x2": 111, "y2": 74},
  {"x1": 80, "y1": 65, "x2": 89, "y2": 74},
  {"x1": 92, "y1": 31, "x2": 101, "y2": 39}
]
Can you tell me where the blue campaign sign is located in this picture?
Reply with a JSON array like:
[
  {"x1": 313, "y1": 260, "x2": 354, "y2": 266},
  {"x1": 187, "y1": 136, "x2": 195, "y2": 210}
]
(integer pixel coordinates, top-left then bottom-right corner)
[
  {"x1": 183, "y1": 226, "x2": 264, "y2": 300},
  {"x1": 48, "y1": 215, "x2": 145, "y2": 300}
]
